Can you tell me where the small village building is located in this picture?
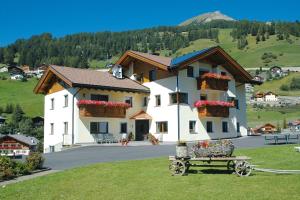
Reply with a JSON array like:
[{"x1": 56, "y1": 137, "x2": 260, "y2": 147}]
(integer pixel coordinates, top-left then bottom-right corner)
[
  {"x1": 32, "y1": 116, "x2": 44, "y2": 127},
  {"x1": 288, "y1": 120, "x2": 300, "y2": 132},
  {"x1": 253, "y1": 91, "x2": 278, "y2": 102},
  {"x1": 0, "y1": 134, "x2": 39, "y2": 156},
  {"x1": 0, "y1": 66, "x2": 8, "y2": 73},
  {"x1": 253, "y1": 123, "x2": 277, "y2": 134},
  {"x1": 8, "y1": 66, "x2": 24, "y2": 75},
  {"x1": 34, "y1": 46, "x2": 259, "y2": 153},
  {"x1": 264, "y1": 91, "x2": 278, "y2": 101}
]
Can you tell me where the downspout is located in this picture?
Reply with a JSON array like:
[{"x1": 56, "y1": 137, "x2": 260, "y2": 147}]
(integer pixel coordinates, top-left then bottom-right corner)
[
  {"x1": 176, "y1": 72, "x2": 180, "y2": 141},
  {"x1": 72, "y1": 88, "x2": 82, "y2": 145}
]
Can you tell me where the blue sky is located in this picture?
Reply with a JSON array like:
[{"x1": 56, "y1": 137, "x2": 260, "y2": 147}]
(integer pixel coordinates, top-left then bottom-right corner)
[{"x1": 1, "y1": 0, "x2": 299, "y2": 46}]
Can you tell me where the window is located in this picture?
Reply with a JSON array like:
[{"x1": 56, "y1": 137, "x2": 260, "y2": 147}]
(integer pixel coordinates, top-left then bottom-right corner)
[
  {"x1": 64, "y1": 95, "x2": 68, "y2": 107},
  {"x1": 189, "y1": 121, "x2": 196, "y2": 133},
  {"x1": 90, "y1": 122, "x2": 109, "y2": 134},
  {"x1": 200, "y1": 94, "x2": 207, "y2": 100},
  {"x1": 99, "y1": 122, "x2": 109, "y2": 134},
  {"x1": 169, "y1": 92, "x2": 188, "y2": 104},
  {"x1": 199, "y1": 70, "x2": 209, "y2": 77},
  {"x1": 206, "y1": 121, "x2": 213, "y2": 133},
  {"x1": 50, "y1": 123, "x2": 54, "y2": 135},
  {"x1": 155, "y1": 95, "x2": 161, "y2": 106},
  {"x1": 120, "y1": 123, "x2": 127, "y2": 133},
  {"x1": 234, "y1": 99, "x2": 239, "y2": 109},
  {"x1": 222, "y1": 121, "x2": 228, "y2": 133},
  {"x1": 64, "y1": 122, "x2": 68, "y2": 135},
  {"x1": 50, "y1": 98, "x2": 54, "y2": 110},
  {"x1": 125, "y1": 97, "x2": 133, "y2": 107},
  {"x1": 49, "y1": 146, "x2": 55, "y2": 153},
  {"x1": 221, "y1": 71, "x2": 227, "y2": 76},
  {"x1": 156, "y1": 121, "x2": 168, "y2": 133},
  {"x1": 91, "y1": 94, "x2": 109, "y2": 101},
  {"x1": 237, "y1": 122, "x2": 240, "y2": 133},
  {"x1": 149, "y1": 69, "x2": 157, "y2": 82},
  {"x1": 187, "y1": 66, "x2": 194, "y2": 77},
  {"x1": 143, "y1": 97, "x2": 148, "y2": 107}
]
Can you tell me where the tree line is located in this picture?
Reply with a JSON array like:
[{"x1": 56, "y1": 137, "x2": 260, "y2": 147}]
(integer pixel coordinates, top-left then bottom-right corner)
[{"x1": 0, "y1": 20, "x2": 299, "y2": 68}]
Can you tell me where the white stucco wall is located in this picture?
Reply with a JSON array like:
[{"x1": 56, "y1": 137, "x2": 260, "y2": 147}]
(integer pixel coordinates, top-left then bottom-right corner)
[{"x1": 43, "y1": 88, "x2": 76, "y2": 153}]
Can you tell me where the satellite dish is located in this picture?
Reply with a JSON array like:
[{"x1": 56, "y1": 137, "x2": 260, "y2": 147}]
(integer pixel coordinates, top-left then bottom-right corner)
[{"x1": 112, "y1": 65, "x2": 123, "y2": 79}]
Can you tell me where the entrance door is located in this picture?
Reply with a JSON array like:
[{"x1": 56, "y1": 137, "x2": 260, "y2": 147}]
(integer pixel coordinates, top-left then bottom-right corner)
[{"x1": 135, "y1": 120, "x2": 149, "y2": 141}]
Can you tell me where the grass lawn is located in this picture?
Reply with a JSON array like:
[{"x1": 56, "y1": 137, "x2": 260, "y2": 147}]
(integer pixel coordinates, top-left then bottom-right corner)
[
  {"x1": 1, "y1": 145, "x2": 300, "y2": 200},
  {"x1": 254, "y1": 72, "x2": 300, "y2": 96},
  {"x1": 247, "y1": 105, "x2": 300, "y2": 127},
  {"x1": 0, "y1": 78, "x2": 43, "y2": 117}
]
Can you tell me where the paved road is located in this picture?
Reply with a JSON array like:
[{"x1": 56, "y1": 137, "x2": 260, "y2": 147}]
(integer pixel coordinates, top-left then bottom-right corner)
[{"x1": 44, "y1": 136, "x2": 266, "y2": 170}]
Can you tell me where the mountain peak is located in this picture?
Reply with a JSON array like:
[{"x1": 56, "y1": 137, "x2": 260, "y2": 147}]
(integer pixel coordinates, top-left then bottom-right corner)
[{"x1": 179, "y1": 11, "x2": 235, "y2": 26}]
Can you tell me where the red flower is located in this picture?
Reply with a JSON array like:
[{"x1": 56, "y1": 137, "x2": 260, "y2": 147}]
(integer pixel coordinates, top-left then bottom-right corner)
[
  {"x1": 201, "y1": 73, "x2": 231, "y2": 81},
  {"x1": 194, "y1": 100, "x2": 234, "y2": 108},
  {"x1": 77, "y1": 100, "x2": 130, "y2": 109}
]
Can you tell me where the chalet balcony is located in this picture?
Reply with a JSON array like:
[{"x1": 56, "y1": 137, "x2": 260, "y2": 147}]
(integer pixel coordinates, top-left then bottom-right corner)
[
  {"x1": 197, "y1": 73, "x2": 231, "y2": 91},
  {"x1": 194, "y1": 100, "x2": 234, "y2": 118},
  {"x1": 77, "y1": 100, "x2": 130, "y2": 118}
]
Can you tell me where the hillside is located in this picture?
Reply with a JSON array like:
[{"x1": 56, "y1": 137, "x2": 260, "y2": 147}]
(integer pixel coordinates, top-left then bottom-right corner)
[
  {"x1": 179, "y1": 11, "x2": 235, "y2": 26},
  {"x1": 253, "y1": 72, "x2": 300, "y2": 96},
  {"x1": 174, "y1": 29, "x2": 300, "y2": 68},
  {"x1": 0, "y1": 78, "x2": 43, "y2": 117}
]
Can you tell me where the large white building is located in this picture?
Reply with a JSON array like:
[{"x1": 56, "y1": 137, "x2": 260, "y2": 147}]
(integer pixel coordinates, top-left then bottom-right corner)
[{"x1": 34, "y1": 46, "x2": 258, "y2": 153}]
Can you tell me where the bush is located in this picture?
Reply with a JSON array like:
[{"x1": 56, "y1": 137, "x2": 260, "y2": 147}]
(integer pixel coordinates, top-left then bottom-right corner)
[
  {"x1": 0, "y1": 156, "x2": 15, "y2": 180},
  {"x1": 290, "y1": 78, "x2": 300, "y2": 90},
  {"x1": 280, "y1": 84, "x2": 290, "y2": 91},
  {"x1": 26, "y1": 152, "x2": 44, "y2": 171},
  {"x1": 13, "y1": 162, "x2": 30, "y2": 176}
]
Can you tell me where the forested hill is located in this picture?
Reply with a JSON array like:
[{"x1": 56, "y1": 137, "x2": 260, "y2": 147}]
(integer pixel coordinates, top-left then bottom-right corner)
[{"x1": 0, "y1": 20, "x2": 300, "y2": 69}]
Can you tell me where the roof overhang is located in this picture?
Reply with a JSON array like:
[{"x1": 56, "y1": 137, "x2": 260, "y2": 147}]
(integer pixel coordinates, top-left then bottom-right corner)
[
  {"x1": 130, "y1": 111, "x2": 152, "y2": 120},
  {"x1": 116, "y1": 51, "x2": 169, "y2": 71}
]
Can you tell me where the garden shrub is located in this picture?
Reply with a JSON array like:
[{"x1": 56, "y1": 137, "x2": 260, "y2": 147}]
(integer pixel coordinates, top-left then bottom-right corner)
[
  {"x1": 13, "y1": 162, "x2": 30, "y2": 176},
  {"x1": 25, "y1": 152, "x2": 44, "y2": 171},
  {"x1": 0, "y1": 156, "x2": 15, "y2": 180}
]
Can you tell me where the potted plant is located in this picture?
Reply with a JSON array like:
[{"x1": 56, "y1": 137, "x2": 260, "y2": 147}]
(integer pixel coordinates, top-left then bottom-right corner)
[{"x1": 176, "y1": 141, "x2": 188, "y2": 158}]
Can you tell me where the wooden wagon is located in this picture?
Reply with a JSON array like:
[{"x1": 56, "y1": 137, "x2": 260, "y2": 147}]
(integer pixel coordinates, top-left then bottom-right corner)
[{"x1": 169, "y1": 155, "x2": 252, "y2": 177}]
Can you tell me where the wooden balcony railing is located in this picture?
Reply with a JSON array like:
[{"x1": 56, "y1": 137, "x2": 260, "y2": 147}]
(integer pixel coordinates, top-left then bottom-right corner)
[
  {"x1": 77, "y1": 100, "x2": 130, "y2": 118},
  {"x1": 197, "y1": 73, "x2": 230, "y2": 91},
  {"x1": 194, "y1": 100, "x2": 234, "y2": 118}
]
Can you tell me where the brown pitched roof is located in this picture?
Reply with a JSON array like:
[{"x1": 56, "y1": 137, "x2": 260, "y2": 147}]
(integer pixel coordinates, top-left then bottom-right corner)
[
  {"x1": 130, "y1": 110, "x2": 152, "y2": 120},
  {"x1": 34, "y1": 65, "x2": 150, "y2": 94},
  {"x1": 130, "y1": 51, "x2": 172, "y2": 66}
]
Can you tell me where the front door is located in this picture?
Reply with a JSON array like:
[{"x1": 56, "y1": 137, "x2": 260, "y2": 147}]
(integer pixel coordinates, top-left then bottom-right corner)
[{"x1": 135, "y1": 120, "x2": 149, "y2": 141}]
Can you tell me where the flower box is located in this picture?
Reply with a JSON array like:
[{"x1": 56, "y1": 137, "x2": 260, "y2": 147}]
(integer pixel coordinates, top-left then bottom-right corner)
[
  {"x1": 77, "y1": 100, "x2": 130, "y2": 118},
  {"x1": 194, "y1": 100, "x2": 234, "y2": 118},
  {"x1": 197, "y1": 73, "x2": 230, "y2": 91}
]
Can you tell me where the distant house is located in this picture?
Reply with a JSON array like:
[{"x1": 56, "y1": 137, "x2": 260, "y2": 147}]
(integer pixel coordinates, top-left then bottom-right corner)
[
  {"x1": 253, "y1": 123, "x2": 277, "y2": 134},
  {"x1": 8, "y1": 66, "x2": 24, "y2": 75},
  {"x1": 0, "y1": 116, "x2": 6, "y2": 126},
  {"x1": 10, "y1": 74, "x2": 24, "y2": 80},
  {"x1": 288, "y1": 120, "x2": 300, "y2": 132},
  {"x1": 21, "y1": 65, "x2": 31, "y2": 74},
  {"x1": 32, "y1": 116, "x2": 44, "y2": 127},
  {"x1": 253, "y1": 91, "x2": 265, "y2": 101},
  {"x1": 253, "y1": 75, "x2": 264, "y2": 82},
  {"x1": 253, "y1": 91, "x2": 278, "y2": 102},
  {"x1": 0, "y1": 66, "x2": 8, "y2": 73},
  {"x1": 264, "y1": 91, "x2": 278, "y2": 102},
  {"x1": 0, "y1": 134, "x2": 39, "y2": 156}
]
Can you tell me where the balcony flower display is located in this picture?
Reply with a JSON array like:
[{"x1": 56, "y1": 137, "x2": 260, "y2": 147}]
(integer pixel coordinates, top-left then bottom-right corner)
[
  {"x1": 194, "y1": 100, "x2": 234, "y2": 108},
  {"x1": 201, "y1": 73, "x2": 231, "y2": 81},
  {"x1": 77, "y1": 100, "x2": 130, "y2": 109}
]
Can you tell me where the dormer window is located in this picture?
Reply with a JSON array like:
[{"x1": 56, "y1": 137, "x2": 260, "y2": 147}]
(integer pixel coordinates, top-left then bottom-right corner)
[{"x1": 221, "y1": 71, "x2": 227, "y2": 76}]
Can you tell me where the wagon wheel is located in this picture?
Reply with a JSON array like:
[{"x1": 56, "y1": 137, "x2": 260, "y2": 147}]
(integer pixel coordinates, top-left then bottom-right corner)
[
  {"x1": 227, "y1": 160, "x2": 236, "y2": 171},
  {"x1": 235, "y1": 161, "x2": 252, "y2": 177},
  {"x1": 169, "y1": 160, "x2": 186, "y2": 176},
  {"x1": 185, "y1": 161, "x2": 191, "y2": 172}
]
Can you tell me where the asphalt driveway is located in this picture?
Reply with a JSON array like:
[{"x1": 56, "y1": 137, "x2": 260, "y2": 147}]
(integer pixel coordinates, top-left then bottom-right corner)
[{"x1": 44, "y1": 136, "x2": 266, "y2": 170}]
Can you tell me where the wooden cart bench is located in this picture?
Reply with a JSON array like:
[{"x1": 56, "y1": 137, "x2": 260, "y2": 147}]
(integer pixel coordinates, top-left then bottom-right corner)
[{"x1": 169, "y1": 155, "x2": 252, "y2": 177}]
